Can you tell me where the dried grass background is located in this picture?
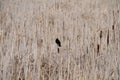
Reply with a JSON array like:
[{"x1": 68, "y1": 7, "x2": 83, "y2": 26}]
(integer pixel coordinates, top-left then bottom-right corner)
[{"x1": 0, "y1": 0, "x2": 120, "y2": 80}]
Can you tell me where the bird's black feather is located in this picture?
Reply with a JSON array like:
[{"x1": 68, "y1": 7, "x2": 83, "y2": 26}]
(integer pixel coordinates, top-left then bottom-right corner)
[{"x1": 55, "y1": 38, "x2": 61, "y2": 47}]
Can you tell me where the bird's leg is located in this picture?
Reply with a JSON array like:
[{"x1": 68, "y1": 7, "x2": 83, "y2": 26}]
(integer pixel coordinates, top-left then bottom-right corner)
[{"x1": 57, "y1": 48, "x2": 59, "y2": 53}]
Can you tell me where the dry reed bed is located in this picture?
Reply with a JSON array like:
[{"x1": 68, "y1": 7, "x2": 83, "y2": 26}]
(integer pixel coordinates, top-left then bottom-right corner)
[{"x1": 0, "y1": 0, "x2": 120, "y2": 80}]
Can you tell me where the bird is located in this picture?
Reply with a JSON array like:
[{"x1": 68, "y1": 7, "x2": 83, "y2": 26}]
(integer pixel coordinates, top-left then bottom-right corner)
[
  {"x1": 55, "y1": 38, "x2": 61, "y2": 47},
  {"x1": 55, "y1": 38, "x2": 61, "y2": 53}
]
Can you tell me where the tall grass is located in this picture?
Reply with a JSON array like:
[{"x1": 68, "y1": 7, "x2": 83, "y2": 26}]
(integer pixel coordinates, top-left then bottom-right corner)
[{"x1": 0, "y1": 0, "x2": 120, "y2": 80}]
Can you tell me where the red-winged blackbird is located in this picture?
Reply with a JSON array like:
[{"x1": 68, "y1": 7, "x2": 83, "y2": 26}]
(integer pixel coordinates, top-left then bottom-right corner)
[
  {"x1": 55, "y1": 38, "x2": 61, "y2": 53},
  {"x1": 55, "y1": 38, "x2": 61, "y2": 47}
]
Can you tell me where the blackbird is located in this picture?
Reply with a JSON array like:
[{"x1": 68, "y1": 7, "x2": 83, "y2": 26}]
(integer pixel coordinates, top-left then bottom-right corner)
[
  {"x1": 55, "y1": 38, "x2": 61, "y2": 53},
  {"x1": 55, "y1": 38, "x2": 61, "y2": 47}
]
